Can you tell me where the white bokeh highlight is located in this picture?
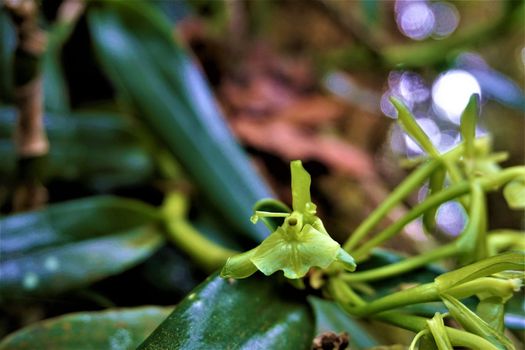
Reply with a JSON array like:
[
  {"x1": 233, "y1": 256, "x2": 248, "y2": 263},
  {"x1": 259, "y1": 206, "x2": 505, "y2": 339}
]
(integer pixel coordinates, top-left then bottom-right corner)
[{"x1": 432, "y1": 70, "x2": 481, "y2": 124}]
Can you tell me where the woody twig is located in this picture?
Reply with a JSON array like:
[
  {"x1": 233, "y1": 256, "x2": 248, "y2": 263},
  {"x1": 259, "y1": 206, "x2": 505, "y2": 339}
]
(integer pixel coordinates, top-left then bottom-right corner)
[{"x1": 4, "y1": 0, "x2": 48, "y2": 210}]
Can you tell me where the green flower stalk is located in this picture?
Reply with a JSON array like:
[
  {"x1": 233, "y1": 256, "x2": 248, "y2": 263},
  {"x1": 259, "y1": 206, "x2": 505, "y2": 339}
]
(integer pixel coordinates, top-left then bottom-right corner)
[
  {"x1": 441, "y1": 294, "x2": 515, "y2": 350},
  {"x1": 426, "y1": 313, "x2": 453, "y2": 350},
  {"x1": 220, "y1": 160, "x2": 356, "y2": 279}
]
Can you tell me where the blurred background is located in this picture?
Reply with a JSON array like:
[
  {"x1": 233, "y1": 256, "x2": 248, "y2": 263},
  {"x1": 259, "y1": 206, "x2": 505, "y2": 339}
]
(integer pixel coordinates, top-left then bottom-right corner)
[
  {"x1": 0, "y1": 0, "x2": 524, "y2": 343},
  {"x1": 165, "y1": 0, "x2": 525, "y2": 242}
]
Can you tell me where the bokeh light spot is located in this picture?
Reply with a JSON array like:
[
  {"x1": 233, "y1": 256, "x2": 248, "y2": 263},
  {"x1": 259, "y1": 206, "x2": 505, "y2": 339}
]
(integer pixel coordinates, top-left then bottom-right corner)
[
  {"x1": 396, "y1": 1, "x2": 435, "y2": 40},
  {"x1": 380, "y1": 91, "x2": 398, "y2": 119},
  {"x1": 431, "y1": 2, "x2": 460, "y2": 38},
  {"x1": 432, "y1": 70, "x2": 481, "y2": 124},
  {"x1": 437, "y1": 130, "x2": 460, "y2": 153},
  {"x1": 436, "y1": 201, "x2": 467, "y2": 237},
  {"x1": 399, "y1": 72, "x2": 430, "y2": 103}
]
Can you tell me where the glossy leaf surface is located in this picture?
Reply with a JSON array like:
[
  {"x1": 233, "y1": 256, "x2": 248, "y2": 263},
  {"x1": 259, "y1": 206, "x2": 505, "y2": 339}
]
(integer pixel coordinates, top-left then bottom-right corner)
[
  {"x1": 0, "y1": 196, "x2": 164, "y2": 299},
  {"x1": 139, "y1": 274, "x2": 314, "y2": 350},
  {"x1": 0, "y1": 306, "x2": 172, "y2": 350},
  {"x1": 504, "y1": 292, "x2": 525, "y2": 331},
  {"x1": 88, "y1": 1, "x2": 271, "y2": 242}
]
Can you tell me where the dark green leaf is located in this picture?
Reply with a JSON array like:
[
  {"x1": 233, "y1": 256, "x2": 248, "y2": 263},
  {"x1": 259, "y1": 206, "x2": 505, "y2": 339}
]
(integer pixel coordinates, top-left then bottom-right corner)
[
  {"x1": 191, "y1": 206, "x2": 245, "y2": 251},
  {"x1": 252, "y1": 198, "x2": 291, "y2": 232},
  {"x1": 0, "y1": 196, "x2": 164, "y2": 299},
  {"x1": 0, "y1": 306, "x2": 172, "y2": 350},
  {"x1": 88, "y1": 1, "x2": 272, "y2": 243},
  {"x1": 308, "y1": 296, "x2": 379, "y2": 349},
  {"x1": 0, "y1": 7, "x2": 15, "y2": 103},
  {"x1": 504, "y1": 291, "x2": 525, "y2": 331},
  {"x1": 138, "y1": 245, "x2": 206, "y2": 301},
  {"x1": 360, "y1": 0, "x2": 380, "y2": 25},
  {"x1": 43, "y1": 19, "x2": 77, "y2": 112},
  {"x1": 0, "y1": 107, "x2": 155, "y2": 190},
  {"x1": 477, "y1": 296, "x2": 505, "y2": 333},
  {"x1": 139, "y1": 274, "x2": 314, "y2": 349}
]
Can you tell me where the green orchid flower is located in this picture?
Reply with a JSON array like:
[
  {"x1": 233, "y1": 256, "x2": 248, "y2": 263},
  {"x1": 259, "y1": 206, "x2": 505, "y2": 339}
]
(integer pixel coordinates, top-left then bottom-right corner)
[{"x1": 220, "y1": 160, "x2": 356, "y2": 280}]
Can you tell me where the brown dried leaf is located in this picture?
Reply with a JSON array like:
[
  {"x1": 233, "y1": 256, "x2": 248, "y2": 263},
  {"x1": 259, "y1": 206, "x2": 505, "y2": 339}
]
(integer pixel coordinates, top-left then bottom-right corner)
[
  {"x1": 273, "y1": 96, "x2": 345, "y2": 126},
  {"x1": 231, "y1": 118, "x2": 375, "y2": 179}
]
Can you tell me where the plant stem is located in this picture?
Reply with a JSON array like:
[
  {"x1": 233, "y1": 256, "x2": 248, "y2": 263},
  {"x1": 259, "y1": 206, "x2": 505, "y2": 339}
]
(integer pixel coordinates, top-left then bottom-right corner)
[
  {"x1": 162, "y1": 193, "x2": 237, "y2": 272},
  {"x1": 343, "y1": 138, "x2": 494, "y2": 253},
  {"x1": 374, "y1": 311, "x2": 427, "y2": 332},
  {"x1": 164, "y1": 219, "x2": 237, "y2": 272},
  {"x1": 487, "y1": 230, "x2": 525, "y2": 254},
  {"x1": 342, "y1": 274, "x2": 520, "y2": 319},
  {"x1": 341, "y1": 243, "x2": 458, "y2": 283},
  {"x1": 446, "y1": 277, "x2": 520, "y2": 300},
  {"x1": 352, "y1": 182, "x2": 469, "y2": 260},
  {"x1": 343, "y1": 160, "x2": 440, "y2": 251},
  {"x1": 456, "y1": 182, "x2": 487, "y2": 263},
  {"x1": 376, "y1": 312, "x2": 499, "y2": 350},
  {"x1": 352, "y1": 167, "x2": 525, "y2": 260},
  {"x1": 442, "y1": 158, "x2": 464, "y2": 188},
  {"x1": 446, "y1": 327, "x2": 500, "y2": 350},
  {"x1": 349, "y1": 283, "x2": 439, "y2": 316},
  {"x1": 391, "y1": 96, "x2": 441, "y2": 160},
  {"x1": 328, "y1": 278, "x2": 367, "y2": 307}
]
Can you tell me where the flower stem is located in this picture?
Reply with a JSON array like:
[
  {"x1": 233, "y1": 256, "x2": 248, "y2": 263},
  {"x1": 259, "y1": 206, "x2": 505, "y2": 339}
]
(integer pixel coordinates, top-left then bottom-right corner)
[
  {"x1": 348, "y1": 283, "x2": 439, "y2": 316},
  {"x1": 352, "y1": 181, "x2": 469, "y2": 260},
  {"x1": 446, "y1": 327, "x2": 500, "y2": 350},
  {"x1": 341, "y1": 275, "x2": 520, "y2": 319},
  {"x1": 487, "y1": 230, "x2": 525, "y2": 254},
  {"x1": 376, "y1": 312, "x2": 500, "y2": 349},
  {"x1": 162, "y1": 193, "x2": 237, "y2": 272},
  {"x1": 343, "y1": 160, "x2": 440, "y2": 251},
  {"x1": 351, "y1": 167, "x2": 525, "y2": 260},
  {"x1": 341, "y1": 243, "x2": 458, "y2": 283}
]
